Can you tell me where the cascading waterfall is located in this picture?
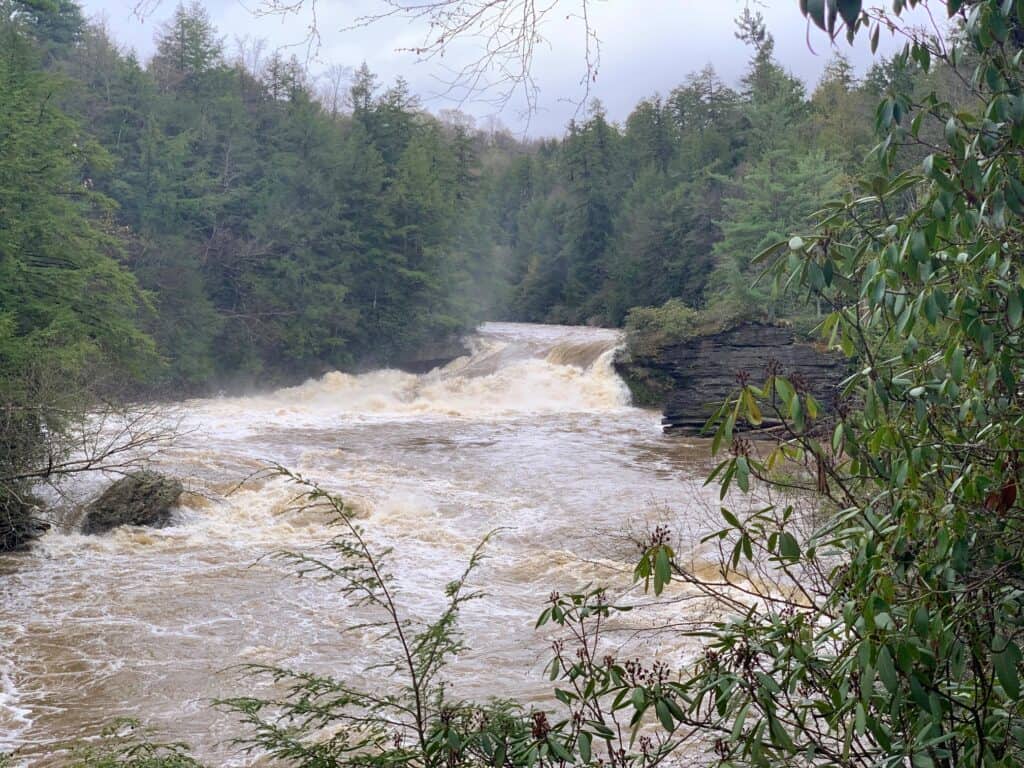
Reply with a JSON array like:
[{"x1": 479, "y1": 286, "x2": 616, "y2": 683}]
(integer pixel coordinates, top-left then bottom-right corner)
[
  {"x1": 184, "y1": 322, "x2": 631, "y2": 434},
  {"x1": 0, "y1": 323, "x2": 717, "y2": 765}
]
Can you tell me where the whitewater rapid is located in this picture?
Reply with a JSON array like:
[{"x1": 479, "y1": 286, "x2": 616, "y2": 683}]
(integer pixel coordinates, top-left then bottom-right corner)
[
  {"x1": 0, "y1": 323, "x2": 719, "y2": 764},
  {"x1": 187, "y1": 323, "x2": 631, "y2": 435}
]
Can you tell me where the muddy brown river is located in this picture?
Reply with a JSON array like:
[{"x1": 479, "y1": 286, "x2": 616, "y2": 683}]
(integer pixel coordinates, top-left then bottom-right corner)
[{"x1": 1, "y1": 322, "x2": 721, "y2": 764}]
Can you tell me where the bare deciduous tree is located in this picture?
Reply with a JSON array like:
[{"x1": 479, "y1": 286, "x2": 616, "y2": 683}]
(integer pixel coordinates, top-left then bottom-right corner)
[
  {"x1": 232, "y1": 33, "x2": 268, "y2": 76},
  {"x1": 317, "y1": 61, "x2": 353, "y2": 115}
]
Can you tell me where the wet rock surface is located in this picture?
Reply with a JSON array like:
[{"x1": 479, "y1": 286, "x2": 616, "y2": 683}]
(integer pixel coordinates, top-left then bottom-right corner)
[
  {"x1": 81, "y1": 471, "x2": 184, "y2": 535},
  {"x1": 618, "y1": 323, "x2": 847, "y2": 433}
]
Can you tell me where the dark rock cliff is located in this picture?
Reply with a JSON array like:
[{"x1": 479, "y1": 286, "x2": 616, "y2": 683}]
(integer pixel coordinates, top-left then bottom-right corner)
[
  {"x1": 394, "y1": 336, "x2": 471, "y2": 374},
  {"x1": 616, "y1": 323, "x2": 847, "y2": 434}
]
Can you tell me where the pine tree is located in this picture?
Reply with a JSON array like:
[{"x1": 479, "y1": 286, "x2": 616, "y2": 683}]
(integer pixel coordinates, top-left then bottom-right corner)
[
  {"x1": 150, "y1": 1, "x2": 223, "y2": 91},
  {"x1": 710, "y1": 149, "x2": 841, "y2": 320},
  {"x1": 0, "y1": 16, "x2": 155, "y2": 547},
  {"x1": 735, "y1": 8, "x2": 807, "y2": 155},
  {"x1": 810, "y1": 54, "x2": 874, "y2": 169}
]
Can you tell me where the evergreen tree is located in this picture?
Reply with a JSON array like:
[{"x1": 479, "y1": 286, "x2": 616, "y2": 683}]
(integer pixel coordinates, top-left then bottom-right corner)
[
  {"x1": 150, "y1": 1, "x2": 223, "y2": 91},
  {"x1": 735, "y1": 8, "x2": 807, "y2": 155},
  {"x1": 710, "y1": 148, "x2": 841, "y2": 320},
  {"x1": 0, "y1": 15, "x2": 155, "y2": 547},
  {"x1": 558, "y1": 103, "x2": 620, "y2": 321},
  {"x1": 810, "y1": 54, "x2": 875, "y2": 169}
]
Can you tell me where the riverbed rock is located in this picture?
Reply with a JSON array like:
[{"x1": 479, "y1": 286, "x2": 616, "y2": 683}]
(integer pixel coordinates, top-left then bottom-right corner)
[
  {"x1": 617, "y1": 322, "x2": 846, "y2": 434},
  {"x1": 81, "y1": 471, "x2": 184, "y2": 535},
  {"x1": 355, "y1": 334, "x2": 471, "y2": 374},
  {"x1": 0, "y1": 494, "x2": 49, "y2": 552},
  {"x1": 397, "y1": 335, "x2": 472, "y2": 374}
]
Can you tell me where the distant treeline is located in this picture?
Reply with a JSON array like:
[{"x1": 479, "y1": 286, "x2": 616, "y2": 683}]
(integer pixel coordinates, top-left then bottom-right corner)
[{"x1": 1, "y1": 0, "x2": 957, "y2": 399}]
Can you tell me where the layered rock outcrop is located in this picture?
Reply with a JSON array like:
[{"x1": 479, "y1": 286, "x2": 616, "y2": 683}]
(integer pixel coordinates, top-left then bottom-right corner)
[{"x1": 617, "y1": 323, "x2": 846, "y2": 433}]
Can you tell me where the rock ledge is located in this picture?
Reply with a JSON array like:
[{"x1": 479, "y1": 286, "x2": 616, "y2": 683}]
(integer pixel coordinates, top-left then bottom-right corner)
[{"x1": 617, "y1": 322, "x2": 846, "y2": 434}]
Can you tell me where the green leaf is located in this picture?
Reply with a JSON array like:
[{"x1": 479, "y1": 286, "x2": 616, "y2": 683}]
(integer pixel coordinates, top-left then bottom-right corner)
[
  {"x1": 578, "y1": 732, "x2": 592, "y2": 764},
  {"x1": 731, "y1": 701, "x2": 751, "y2": 740},
  {"x1": 736, "y1": 456, "x2": 750, "y2": 492},
  {"x1": 655, "y1": 698, "x2": 674, "y2": 731},
  {"x1": 654, "y1": 545, "x2": 672, "y2": 595},
  {"x1": 779, "y1": 532, "x2": 800, "y2": 560},
  {"x1": 910, "y1": 229, "x2": 928, "y2": 262},
  {"x1": 744, "y1": 389, "x2": 763, "y2": 426},
  {"x1": 805, "y1": 0, "x2": 826, "y2": 30},
  {"x1": 546, "y1": 736, "x2": 573, "y2": 762},
  {"x1": 775, "y1": 377, "x2": 796, "y2": 408},
  {"x1": 1009, "y1": 290, "x2": 1023, "y2": 328},
  {"x1": 631, "y1": 687, "x2": 646, "y2": 711},
  {"x1": 995, "y1": 641, "x2": 1022, "y2": 699},
  {"x1": 837, "y1": 0, "x2": 861, "y2": 28},
  {"x1": 950, "y1": 348, "x2": 965, "y2": 382},
  {"x1": 806, "y1": 395, "x2": 819, "y2": 420},
  {"x1": 878, "y1": 646, "x2": 898, "y2": 693}
]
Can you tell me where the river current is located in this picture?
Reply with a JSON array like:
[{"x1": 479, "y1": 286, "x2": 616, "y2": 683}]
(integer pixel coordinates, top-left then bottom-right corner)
[{"x1": 1, "y1": 322, "x2": 720, "y2": 764}]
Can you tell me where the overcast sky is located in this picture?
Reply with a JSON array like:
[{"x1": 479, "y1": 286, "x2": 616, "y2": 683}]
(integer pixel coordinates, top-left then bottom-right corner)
[{"x1": 77, "y1": 1, "x2": 940, "y2": 136}]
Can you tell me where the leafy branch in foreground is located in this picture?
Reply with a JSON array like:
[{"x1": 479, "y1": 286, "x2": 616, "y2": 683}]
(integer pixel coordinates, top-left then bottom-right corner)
[
  {"x1": 217, "y1": 466, "x2": 534, "y2": 767},
  {"x1": 617, "y1": 2, "x2": 1024, "y2": 766},
  {"x1": 60, "y1": 719, "x2": 202, "y2": 768}
]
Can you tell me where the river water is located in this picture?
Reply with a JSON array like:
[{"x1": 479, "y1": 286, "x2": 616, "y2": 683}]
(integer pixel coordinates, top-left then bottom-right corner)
[{"x1": 0, "y1": 322, "x2": 720, "y2": 764}]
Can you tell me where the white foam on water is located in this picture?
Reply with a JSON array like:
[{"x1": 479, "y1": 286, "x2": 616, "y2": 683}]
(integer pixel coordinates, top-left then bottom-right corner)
[
  {"x1": 3, "y1": 322, "x2": 719, "y2": 763},
  {"x1": 0, "y1": 654, "x2": 32, "y2": 751},
  {"x1": 181, "y1": 322, "x2": 630, "y2": 436}
]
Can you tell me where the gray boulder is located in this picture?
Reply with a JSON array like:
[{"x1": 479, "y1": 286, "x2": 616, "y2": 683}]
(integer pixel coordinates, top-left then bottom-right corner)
[{"x1": 81, "y1": 471, "x2": 183, "y2": 535}]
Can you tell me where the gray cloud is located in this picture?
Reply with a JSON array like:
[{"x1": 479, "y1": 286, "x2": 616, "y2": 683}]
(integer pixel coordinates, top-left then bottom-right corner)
[{"x1": 78, "y1": 0, "x2": 941, "y2": 136}]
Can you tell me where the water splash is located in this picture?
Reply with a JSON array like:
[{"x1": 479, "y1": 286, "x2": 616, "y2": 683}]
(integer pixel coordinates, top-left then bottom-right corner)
[{"x1": 185, "y1": 323, "x2": 630, "y2": 433}]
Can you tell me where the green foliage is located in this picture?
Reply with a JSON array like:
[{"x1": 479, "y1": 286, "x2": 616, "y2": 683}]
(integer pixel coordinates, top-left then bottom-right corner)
[
  {"x1": 5, "y1": 0, "x2": 885, "y2": 394},
  {"x1": 21, "y1": 5, "x2": 1024, "y2": 768},
  {"x1": 36, "y1": 5, "x2": 496, "y2": 387},
  {"x1": 623, "y1": 299, "x2": 699, "y2": 357},
  {"x1": 490, "y1": 11, "x2": 876, "y2": 330},
  {"x1": 710, "y1": 148, "x2": 843, "y2": 322},
  {"x1": 65, "y1": 719, "x2": 204, "y2": 768},
  {"x1": 650, "y1": 2, "x2": 1024, "y2": 765},
  {"x1": 0, "y1": 11, "x2": 156, "y2": 549}
]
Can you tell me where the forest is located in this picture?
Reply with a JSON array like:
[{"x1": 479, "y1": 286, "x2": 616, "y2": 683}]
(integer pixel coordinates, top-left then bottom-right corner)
[
  {"x1": 0, "y1": 0, "x2": 896, "y2": 548},
  {"x1": 1, "y1": 0, "x2": 897, "y2": 397},
  {"x1": 8, "y1": 0, "x2": 1024, "y2": 766}
]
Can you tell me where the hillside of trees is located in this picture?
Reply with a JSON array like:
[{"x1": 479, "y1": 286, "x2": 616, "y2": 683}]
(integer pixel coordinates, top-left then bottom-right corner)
[
  {"x1": 0, "y1": 0, "x2": 935, "y2": 551},
  {"x1": 1, "y1": 0, "x2": 967, "y2": 554},
  {"x1": 3, "y1": 0, "x2": 912, "y2": 396}
]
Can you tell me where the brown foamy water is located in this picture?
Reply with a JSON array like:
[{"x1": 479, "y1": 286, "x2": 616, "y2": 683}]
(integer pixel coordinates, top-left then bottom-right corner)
[{"x1": 1, "y1": 323, "x2": 720, "y2": 764}]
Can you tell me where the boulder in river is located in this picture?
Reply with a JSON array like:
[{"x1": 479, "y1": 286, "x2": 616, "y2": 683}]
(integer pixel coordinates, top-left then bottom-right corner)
[
  {"x1": 0, "y1": 493, "x2": 49, "y2": 552},
  {"x1": 81, "y1": 471, "x2": 184, "y2": 535}
]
